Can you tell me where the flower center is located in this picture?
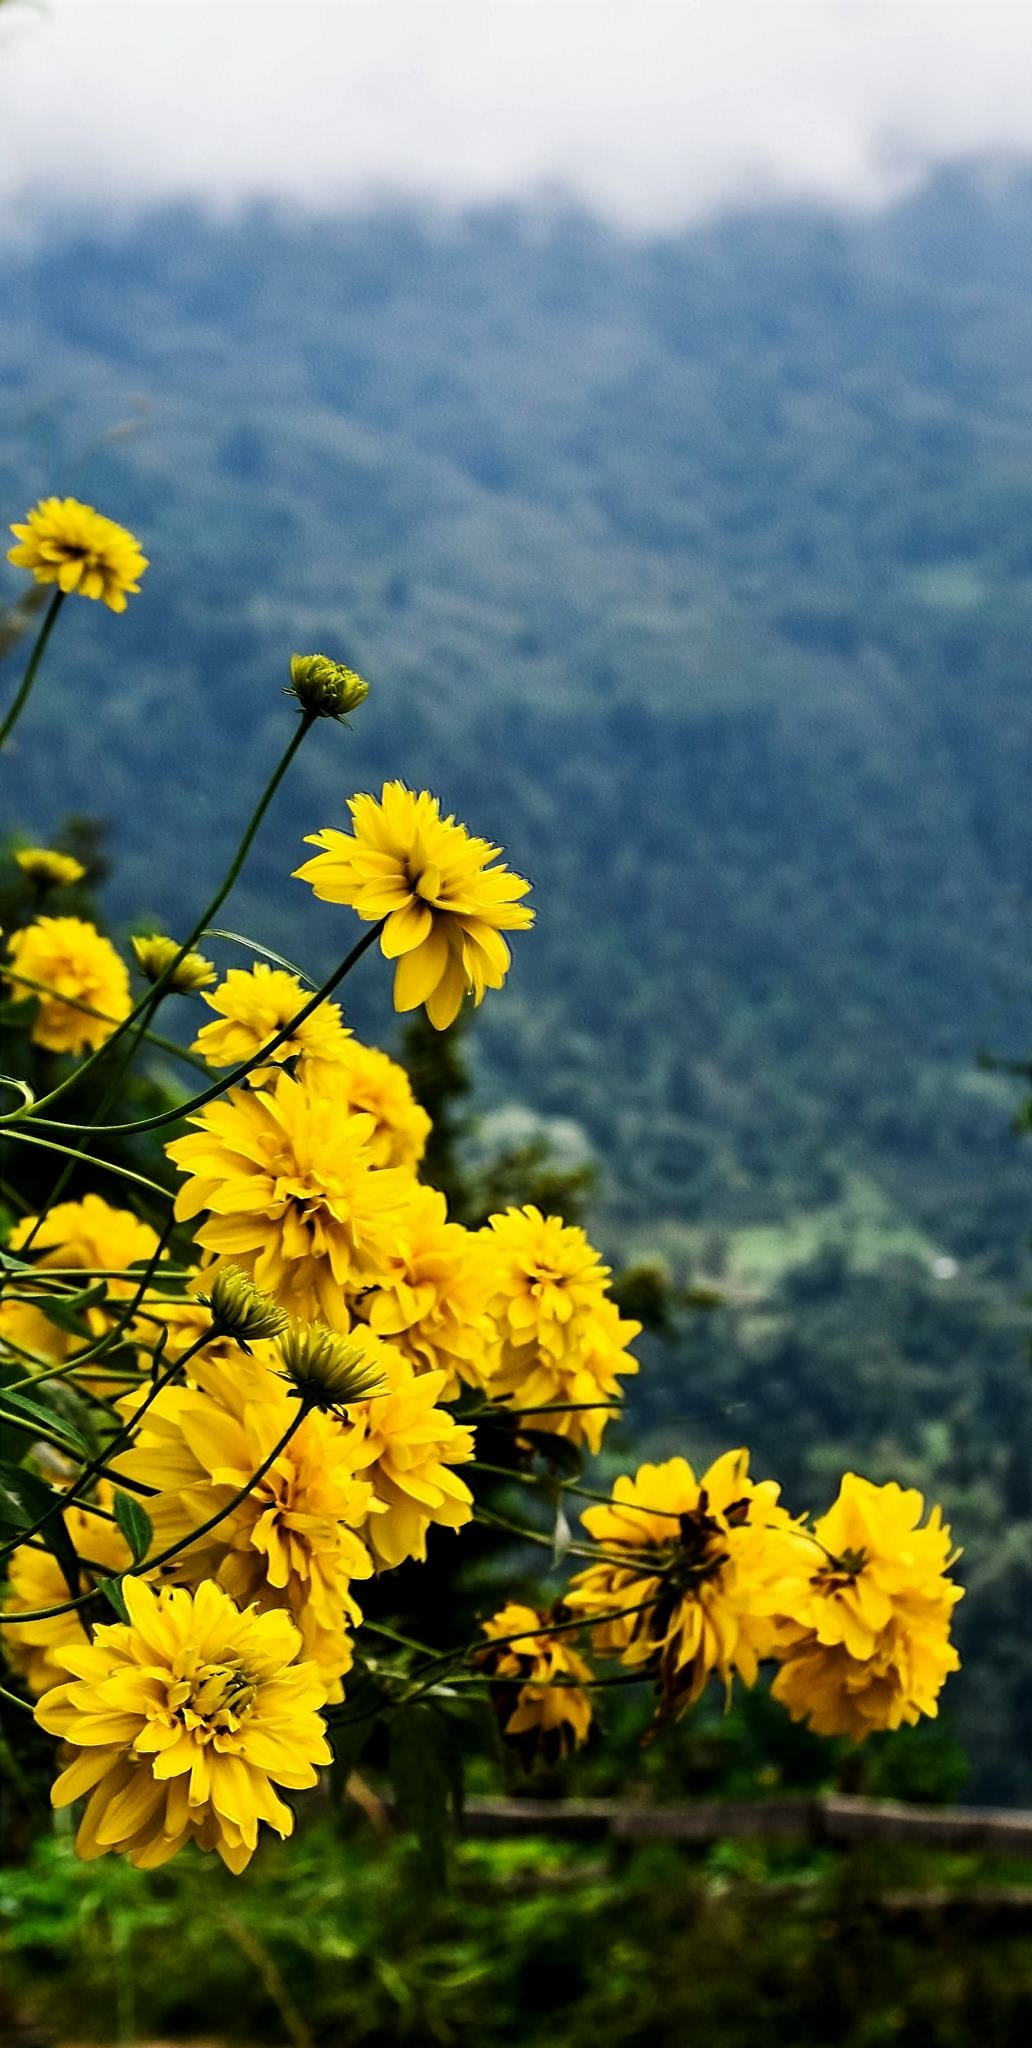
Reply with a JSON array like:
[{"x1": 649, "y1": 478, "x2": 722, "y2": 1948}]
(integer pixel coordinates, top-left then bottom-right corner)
[
  {"x1": 813, "y1": 1545, "x2": 868, "y2": 1592},
  {"x1": 168, "y1": 1655, "x2": 257, "y2": 1731}
]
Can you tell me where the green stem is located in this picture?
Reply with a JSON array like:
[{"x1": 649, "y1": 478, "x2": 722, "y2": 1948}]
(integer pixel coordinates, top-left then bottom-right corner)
[
  {"x1": 0, "y1": 1126, "x2": 171, "y2": 1199},
  {"x1": 0, "y1": 589, "x2": 64, "y2": 750},
  {"x1": 3, "y1": 969, "x2": 211, "y2": 1075},
  {"x1": 0, "y1": 1325, "x2": 213, "y2": 1572},
  {"x1": 128, "y1": 1407, "x2": 306, "y2": 1577},
  {"x1": 6, "y1": 711, "x2": 315, "y2": 1127},
  {"x1": 23, "y1": 920, "x2": 384, "y2": 1140}
]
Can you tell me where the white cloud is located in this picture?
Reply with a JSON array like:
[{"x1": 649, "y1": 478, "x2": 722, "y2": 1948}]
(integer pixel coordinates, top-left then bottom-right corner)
[{"x1": 2, "y1": 0, "x2": 1032, "y2": 226}]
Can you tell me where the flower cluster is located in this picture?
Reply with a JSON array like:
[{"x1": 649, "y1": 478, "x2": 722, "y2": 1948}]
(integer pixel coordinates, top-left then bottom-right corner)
[
  {"x1": 567, "y1": 1456, "x2": 962, "y2": 1738},
  {"x1": 0, "y1": 495, "x2": 966, "y2": 1883},
  {"x1": 480, "y1": 1206, "x2": 641, "y2": 1451},
  {"x1": 768, "y1": 1474, "x2": 963, "y2": 1740}
]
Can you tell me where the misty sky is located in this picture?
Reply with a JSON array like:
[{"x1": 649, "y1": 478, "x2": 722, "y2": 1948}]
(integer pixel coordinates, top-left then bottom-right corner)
[{"x1": 3, "y1": 0, "x2": 1032, "y2": 228}]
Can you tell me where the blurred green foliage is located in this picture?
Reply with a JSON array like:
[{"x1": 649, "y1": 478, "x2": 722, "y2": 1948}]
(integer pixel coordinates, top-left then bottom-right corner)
[{"x1": 7, "y1": 1817, "x2": 1032, "y2": 2047}]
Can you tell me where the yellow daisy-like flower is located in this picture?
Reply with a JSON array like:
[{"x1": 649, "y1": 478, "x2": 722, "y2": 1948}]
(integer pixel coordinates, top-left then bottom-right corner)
[
  {"x1": 0, "y1": 1194, "x2": 163, "y2": 1369},
  {"x1": 328, "y1": 1038, "x2": 431, "y2": 1169},
  {"x1": 352, "y1": 1185, "x2": 497, "y2": 1399},
  {"x1": 5, "y1": 915, "x2": 130, "y2": 1054},
  {"x1": 114, "y1": 1353, "x2": 380, "y2": 1699},
  {"x1": 166, "y1": 1069, "x2": 416, "y2": 1329},
  {"x1": 8, "y1": 497, "x2": 148, "y2": 612},
  {"x1": 2, "y1": 1491, "x2": 131, "y2": 1697},
  {"x1": 566, "y1": 1452, "x2": 796, "y2": 1720},
  {"x1": 480, "y1": 1206, "x2": 640, "y2": 1451},
  {"x1": 35, "y1": 1579, "x2": 329, "y2": 1872},
  {"x1": 341, "y1": 1345, "x2": 475, "y2": 1569},
  {"x1": 768, "y1": 1474, "x2": 963, "y2": 1742},
  {"x1": 190, "y1": 965, "x2": 352, "y2": 1080},
  {"x1": 14, "y1": 847, "x2": 86, "y2": 889},
  {"x1": 476, "y1": 1602, "x2": 594, "y2": 1767},
  {"x1": 294, "y1": 781, "x2": 534, "y2": 1031}
]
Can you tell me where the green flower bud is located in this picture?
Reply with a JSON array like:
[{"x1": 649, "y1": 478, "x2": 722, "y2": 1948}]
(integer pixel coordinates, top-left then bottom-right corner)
[
  {"x1": 132, "y1": 933, "x2": 216, "y2": 992},
  {"x1": 287, "y1": 653, "x2": 370, "y2": 723},
  {"x1": 203, "y1": 1265, "x2": 290, "y2": 1347},
  {"x1": 275, "y1": 1317, "x2": 386, "y2": 1413}
]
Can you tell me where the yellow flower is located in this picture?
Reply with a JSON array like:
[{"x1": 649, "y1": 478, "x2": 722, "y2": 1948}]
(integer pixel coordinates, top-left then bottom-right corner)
[
  {"x1": 190, "y1": 965, "x2": 351, "y2": 1079},
  {"x1": 0, "y1": 1194, "x2": 162, "y2": 1368},
  {"x1": 295, "y1": 781, "x2": 534, "y2": 1030},
  {"x1": 114, "y1": 1353, "x2": 379, "y2": 1699},
  {"x1": 476, "y1": 1603, "x2": 593, "y2": 1766},
  {"x1": 768, "y1": 1474, "x2": 963, "y2": 1742},
  {"x1": 166, "y1": 1069, "x2": 416, "y2": 1328},
  {"x1": 3, "y1": 1491, "x2": 131, "y2": 1697},
  {"x1": 352, "y1": 1185, "x2": 497, "y2": 1398},
  {"x1": 8, "y1": 497, "x2": 148, "y2": 612},
  {"x1": 566, "y1": 1452, "x2": 795, "y2": 1720},
  {"x1": 131, "y1": 933, "x2": 216, "y2": 992},
  {"x1": 5, "y1": 916, "x2": 130, "y2": 1053},
  {"x1": 14, "y1": 848, "x2": 86, "y2": 888},
  {"x1": 480, "y1": 1206, "x2": 640, "y2": 1451},
  {"x1": 35, "y1": 1578, "x2": 330, "y2": 1871},
  {"x1": 328, "y1": 1038, "x2": 431, "y2": 1169},
  {"x1": 342, "y1": 1344, "x2": 475, "y2": 1568}
]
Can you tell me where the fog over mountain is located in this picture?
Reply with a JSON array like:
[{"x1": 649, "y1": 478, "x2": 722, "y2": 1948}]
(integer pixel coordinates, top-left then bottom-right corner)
[{"x1": 4, "y1": 0, "x2": 1032, "y2": 227}]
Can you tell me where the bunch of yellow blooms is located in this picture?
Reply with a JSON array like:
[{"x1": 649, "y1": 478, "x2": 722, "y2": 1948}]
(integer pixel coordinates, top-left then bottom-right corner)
[{"x1": 0, "y1": 496, "x2": 966, "y2": 1880}]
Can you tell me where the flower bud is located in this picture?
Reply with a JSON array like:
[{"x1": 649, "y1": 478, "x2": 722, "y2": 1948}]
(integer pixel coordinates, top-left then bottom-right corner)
[
  {"x1": 14, "y1": 847, "x2": 86, "y2": 889},
  {"x1": 202, "y1": 1265, "x2": 289, "y2": 1347},
  {"x1": 131, "y1": 933, "x2": 216, "y2": 992},
  {"x1": 275, "y1": 1318, "x2": 386, "y2": 1413},
  {"x1": 287, "y1": 653, "x2": 369, "y2": 723}
]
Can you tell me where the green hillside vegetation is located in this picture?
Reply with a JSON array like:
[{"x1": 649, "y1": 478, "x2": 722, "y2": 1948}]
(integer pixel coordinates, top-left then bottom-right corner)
[{"x1": 4, "y1": 167, "x2": 1032, "y2": 1794}]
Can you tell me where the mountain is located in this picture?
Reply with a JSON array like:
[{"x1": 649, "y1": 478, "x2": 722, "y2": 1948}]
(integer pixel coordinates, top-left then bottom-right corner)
[{"x1": 4, "y1": 169, "x2": 1032, "y2": 1791}]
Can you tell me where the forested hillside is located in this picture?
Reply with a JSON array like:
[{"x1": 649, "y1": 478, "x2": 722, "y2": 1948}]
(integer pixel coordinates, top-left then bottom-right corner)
[{"x1": 4, "y1": 167, "x2": 1032, "y2": 1790}]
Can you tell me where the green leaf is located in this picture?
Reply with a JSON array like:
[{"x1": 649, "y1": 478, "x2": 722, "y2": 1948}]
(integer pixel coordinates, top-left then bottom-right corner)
[
  {"x1": 113, "y1": 1491, "x2": 153, "y2": 1564},
  {"x1": 97, "y1": 1577, "x2": 129, "y2": 1623},
  {"x1": 202, "y1": 929, "x2": 316, "y2": 987},
  {"x1": 390, "y1": 1703, "x2": 459, "y2": 1890},
  {"x1": 0, "y1": 1459, "x2": 81, "y2": 1599},
  {"x1": 0, "y1": 1386, "x2": 90, "y2": 1458},
  {"x1": 15, "y1": 1277, "x2": 106, "y2": 1343}
]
